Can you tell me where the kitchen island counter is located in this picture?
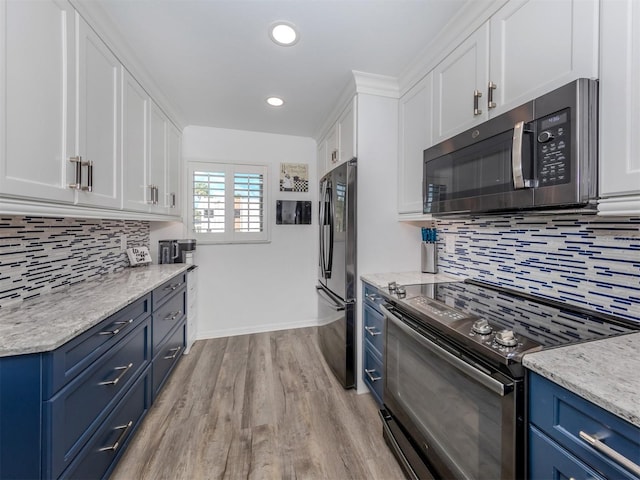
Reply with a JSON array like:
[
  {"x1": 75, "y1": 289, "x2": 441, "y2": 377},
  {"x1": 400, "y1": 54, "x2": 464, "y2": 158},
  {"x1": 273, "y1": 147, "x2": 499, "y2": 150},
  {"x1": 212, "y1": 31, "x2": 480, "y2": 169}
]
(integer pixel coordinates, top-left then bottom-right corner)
[
  {"x1": 523, "y1": 332, "x2": 640, "y2": 428},
  {"x1": 0, "y1": 264, "x2": 189, "y2": 357}
]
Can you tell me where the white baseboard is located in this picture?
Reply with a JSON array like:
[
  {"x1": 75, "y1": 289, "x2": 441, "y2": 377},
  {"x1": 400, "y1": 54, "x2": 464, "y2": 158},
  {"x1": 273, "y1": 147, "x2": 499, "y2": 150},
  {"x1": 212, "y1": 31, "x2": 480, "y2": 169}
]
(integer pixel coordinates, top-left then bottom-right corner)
[{"x1": 195, "y1": 318, "x2": 319, "y2": 340}]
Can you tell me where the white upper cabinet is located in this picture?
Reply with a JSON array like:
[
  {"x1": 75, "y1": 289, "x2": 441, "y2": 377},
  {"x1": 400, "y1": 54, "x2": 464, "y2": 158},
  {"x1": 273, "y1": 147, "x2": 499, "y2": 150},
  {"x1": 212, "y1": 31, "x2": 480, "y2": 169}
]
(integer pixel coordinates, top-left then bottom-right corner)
[
  {"x1": 166, "y1": 122, "x2": 182, "y2": 212},
  {"x1": 317, "y1": 138, "x2": 328, "y2": 179},
  {"x1": 489, "y1": 0, "x2": 598, "y2": 117},
  {"x1": 122, "y1": 70, "x2": 150, "y2": 212},
  {"x1": 432, "y1": 0, "x2": 598, "y2": 144},
  {"x1": 598, "y1": 0, "x2": 640, "y2": 215},
  {"x1": 338, "y1": 98, "x2": 356, "y2": 163},
  {"x1": 432, "y1": 24, "x2": 490, "y2": 143},
  {"x1": 75, "y1": 16, "x2": 121, "y2": 209},
  {"x1": 398, "y1": 73, "x2": 433, "y2": 215},
  {"x1": 0, "y1": 0, "x2": 76, "y2": 204},
  {"x1": 149, "y1": 101, "x2": 168, "y2": 214}
]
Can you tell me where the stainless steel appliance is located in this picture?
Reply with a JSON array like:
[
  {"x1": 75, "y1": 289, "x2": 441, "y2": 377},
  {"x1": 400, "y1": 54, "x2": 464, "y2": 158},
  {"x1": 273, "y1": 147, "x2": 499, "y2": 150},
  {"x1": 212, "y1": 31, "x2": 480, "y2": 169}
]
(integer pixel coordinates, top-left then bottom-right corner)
[
  {"x1": 158, "y1": 239, "x2": 196, "y2": 264},
  {"x1": 378, "y1": 280, "x2": 639, "y2": 480},
  {"x1": 423, "y1": 78, "x2": 598, "y2": 215},
  {"x1": 317, "y1": 159, "x2": 357, "y2": 388}
]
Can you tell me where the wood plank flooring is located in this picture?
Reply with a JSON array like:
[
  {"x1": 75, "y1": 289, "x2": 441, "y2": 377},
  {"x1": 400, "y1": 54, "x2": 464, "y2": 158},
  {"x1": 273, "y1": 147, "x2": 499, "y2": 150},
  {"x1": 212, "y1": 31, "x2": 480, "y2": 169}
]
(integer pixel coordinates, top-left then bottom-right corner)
[{"x1": 111, "y1": 327, "x2": 405, "y2": 480}]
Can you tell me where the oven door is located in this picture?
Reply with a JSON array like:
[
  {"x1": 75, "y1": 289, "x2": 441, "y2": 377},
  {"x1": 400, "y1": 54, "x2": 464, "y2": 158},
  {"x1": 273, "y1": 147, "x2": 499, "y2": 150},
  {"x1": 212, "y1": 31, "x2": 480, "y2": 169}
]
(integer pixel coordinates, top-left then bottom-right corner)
[{"x1": 381, "y1": 304, "x2": 524, "y2": 480}]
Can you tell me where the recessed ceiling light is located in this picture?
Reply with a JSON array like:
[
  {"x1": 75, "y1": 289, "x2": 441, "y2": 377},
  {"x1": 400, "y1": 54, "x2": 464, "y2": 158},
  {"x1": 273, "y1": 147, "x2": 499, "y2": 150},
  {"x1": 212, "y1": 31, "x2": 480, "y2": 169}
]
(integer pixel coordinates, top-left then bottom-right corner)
[
  {"x1": 269, "y1": 22, "x2": 299, "y2": 46},
  {"x1": 266, "y1": 96, "x2": 284, "y2": 107}
]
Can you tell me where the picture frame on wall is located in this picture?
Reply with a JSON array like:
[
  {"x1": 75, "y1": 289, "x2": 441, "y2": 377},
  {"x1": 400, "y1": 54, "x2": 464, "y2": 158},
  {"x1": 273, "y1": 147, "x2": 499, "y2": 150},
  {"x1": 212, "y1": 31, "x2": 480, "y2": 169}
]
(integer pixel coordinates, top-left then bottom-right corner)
[{"x1": 280, "y1": 163, "x2": 309, "y2": 192}]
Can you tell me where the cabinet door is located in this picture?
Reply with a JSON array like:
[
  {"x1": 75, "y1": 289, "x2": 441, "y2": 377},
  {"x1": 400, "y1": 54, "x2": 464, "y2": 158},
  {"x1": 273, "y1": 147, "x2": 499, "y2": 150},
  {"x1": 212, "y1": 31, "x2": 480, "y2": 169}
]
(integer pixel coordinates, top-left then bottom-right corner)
[
  {"x1": 338, "y1": 98, "x2": 356, "y2": 163},
  {"x1": 489, "y1": 0, "x2": 598, "y2": 116},
  {"x1": 122, "y1": 70, "x2": 150, "y2": 212},
  {"x1": 166, "y1": 122, "x2": 182, "y2": 213},
  {"x1": 76, "y1": 16, "x2": 121, "y2": 209},
  {"x1": 326, "y1": 124, "x2": 338, "y2": 170},
  {"x1": 317, "y1": 139, "x2": 328, "y2": 179},
  {"x1": 0, "y1": 0, "x2": 76, "y2": 203},
  {"x1": 148, "y1": 101, "x2": 167, "y2": 214},
  {"x1": 432, "y1": 23, "x2": 489, "y2": 143},
  {"x1": 599, "y1": 0, "x2": 640, "y2": 202},
  {"x1": 398, "y1": 74, "x2": 432, "y2": 214}
]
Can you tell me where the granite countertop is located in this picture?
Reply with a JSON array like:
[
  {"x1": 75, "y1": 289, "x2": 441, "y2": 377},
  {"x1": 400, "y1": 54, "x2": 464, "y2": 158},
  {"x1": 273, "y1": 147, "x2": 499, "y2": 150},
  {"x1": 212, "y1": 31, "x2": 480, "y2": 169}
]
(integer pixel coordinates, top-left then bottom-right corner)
[
  {"x1": 0, "y1": 264, "x2": 190, "y2": 358},
  {"x1": 360, "y1": 271, "x2": 465, "y2": 290},
  {"x1": 523, "y1": 333, "x2": 640, "y2": 428}
]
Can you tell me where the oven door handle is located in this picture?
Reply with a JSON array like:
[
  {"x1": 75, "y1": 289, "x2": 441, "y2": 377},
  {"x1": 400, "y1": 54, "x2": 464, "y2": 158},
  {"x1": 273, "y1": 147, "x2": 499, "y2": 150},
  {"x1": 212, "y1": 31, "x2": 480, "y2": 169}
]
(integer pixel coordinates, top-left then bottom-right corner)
[{"x1": 381, "y1": 305, "x2": 512, "y2": 396}]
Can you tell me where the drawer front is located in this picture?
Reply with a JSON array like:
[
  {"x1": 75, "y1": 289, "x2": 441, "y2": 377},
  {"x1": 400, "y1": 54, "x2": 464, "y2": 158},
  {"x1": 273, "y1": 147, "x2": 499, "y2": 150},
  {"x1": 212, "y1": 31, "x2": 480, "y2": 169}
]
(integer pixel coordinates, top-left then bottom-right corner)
[
  {"x1": 45, "y1": 319, "x2": 151, "y2": 479},
  {"x1": 529, "y1": 425, "x2": 605, "y2": 480},
  {"x1": 152, "y1": 321, "x2": 186, "y2": 399},
  {"x1": 363, "y1": 303, "x2": 384, "y2": 356},
  {"x1": 61, "y1": 368, "x2": 152, "y2": 480},
  {"x1": 45, "y1": 294, "x2": 150, "y2": 397},
  {"x1": 153, "y1": 274, "x2": 186, "y2": 307},
  {"x1": 363, "y1": 343, "x2": 383, "y2": 405},
  {"x1": 529, "y1": 372, "x2": 640, "y2": 480},
  {"x1": 363, "y1": 283, "x2": 384, "y2": 313},
  {"x1": 153, "y1": 288, "x2": 186, "y2": 351}
]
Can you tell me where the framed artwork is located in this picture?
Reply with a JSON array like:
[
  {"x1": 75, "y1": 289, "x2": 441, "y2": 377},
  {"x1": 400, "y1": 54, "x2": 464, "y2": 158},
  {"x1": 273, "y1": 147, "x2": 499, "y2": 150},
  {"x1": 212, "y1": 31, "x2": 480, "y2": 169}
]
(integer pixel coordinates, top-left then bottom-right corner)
[
  {"x1": 276, "y1": 200, "x2": 312, "y2": 224},
  {"x1": 280, "y1": 163, "x2": 308, "y2": 192}
]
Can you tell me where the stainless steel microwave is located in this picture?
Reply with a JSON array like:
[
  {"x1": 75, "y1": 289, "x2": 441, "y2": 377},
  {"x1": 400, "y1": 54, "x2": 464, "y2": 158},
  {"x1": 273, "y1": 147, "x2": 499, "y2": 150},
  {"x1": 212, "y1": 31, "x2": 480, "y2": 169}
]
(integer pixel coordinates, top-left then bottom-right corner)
[{"x1": 423, "y1": 78, "x2": 598, "y2": 215}]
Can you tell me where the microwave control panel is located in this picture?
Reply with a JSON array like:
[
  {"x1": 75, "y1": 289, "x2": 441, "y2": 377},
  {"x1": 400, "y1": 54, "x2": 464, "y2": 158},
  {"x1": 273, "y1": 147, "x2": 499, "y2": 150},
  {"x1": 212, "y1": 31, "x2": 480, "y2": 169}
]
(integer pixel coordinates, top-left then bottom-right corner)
[{"x1": 535, "y1": 108, "x2": 571, "y2": 186}]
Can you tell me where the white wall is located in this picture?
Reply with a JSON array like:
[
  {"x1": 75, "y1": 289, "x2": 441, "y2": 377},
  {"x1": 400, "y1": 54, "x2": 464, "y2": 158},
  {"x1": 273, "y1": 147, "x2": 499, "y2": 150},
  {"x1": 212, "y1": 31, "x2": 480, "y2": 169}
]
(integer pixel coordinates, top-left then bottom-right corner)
[
  {"x1": 355, "y1": 94, "x2": 421, "y2": 392},
  {"x1": 182, "y1": 126, "x2": 318, "y2": 338}
]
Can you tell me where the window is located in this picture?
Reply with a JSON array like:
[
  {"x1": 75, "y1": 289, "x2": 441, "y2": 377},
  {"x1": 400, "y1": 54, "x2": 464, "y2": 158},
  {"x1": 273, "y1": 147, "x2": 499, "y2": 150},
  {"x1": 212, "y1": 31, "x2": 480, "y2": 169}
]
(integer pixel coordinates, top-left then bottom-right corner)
[{"x1": 189, "y1": 161, "x2": 270, "y2": 243}]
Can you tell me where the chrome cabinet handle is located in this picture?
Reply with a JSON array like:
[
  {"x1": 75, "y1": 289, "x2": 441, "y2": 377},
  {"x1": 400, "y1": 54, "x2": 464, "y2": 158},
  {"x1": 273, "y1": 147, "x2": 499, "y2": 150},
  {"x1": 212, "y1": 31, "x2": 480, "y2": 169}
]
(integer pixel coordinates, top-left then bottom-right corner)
[
  {"x1": 170, "y1": 192, "x2": 176, "y2": 208},
  {"x1": 512, "y1": 120, "x2": 525, "y2": 189},
  {"x1": 473, "y1": 89, "x2": 483, "y2": 116},
  {"x1": 99, "y1": 420, "x2": 133, "y2": 452},
  {"x1": 488, "y1": 81, "x2": 497, "y2": 109},
  {"x1": 99, "y1": 363, "x2": 134, "y2": 386},
  {"x1": 365, "y1": 326, "x2": 382, "y2": 337},
  {"x1": 365, "y1": 369, "x2": 381, "y2": 382},
  {"x1": 164, "y1": 346, "x2": 182, "y2": 360},
  {"x1": 579, "y1": 431, "x2": 640, "y2": 477},
  {"x1": 99, "y1": 318, "x2": 134, "y2": 336},
  {"x1": 164, "y1": 282, "x2": 183, "y2": 291},
  {"x1": 365, "y1": 293, "x2": 379, "y2": 301},
  {"x1": 82, "y1": 160, "x2": 93, "y2": 192},
  {"x1": 163, "y1": 310, "x2": 182, "y2": 321},
  {"x1": 69, "y1": 156, "x2": 83, "y2": 189}
]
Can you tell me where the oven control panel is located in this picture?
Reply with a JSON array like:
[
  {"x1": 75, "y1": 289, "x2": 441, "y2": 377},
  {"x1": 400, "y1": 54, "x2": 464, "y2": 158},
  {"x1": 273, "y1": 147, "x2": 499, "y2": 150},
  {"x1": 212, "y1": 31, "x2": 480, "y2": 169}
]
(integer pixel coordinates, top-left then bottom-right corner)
[{"x1": 407, "y1": 296, "x2": 473, "y2": 323}]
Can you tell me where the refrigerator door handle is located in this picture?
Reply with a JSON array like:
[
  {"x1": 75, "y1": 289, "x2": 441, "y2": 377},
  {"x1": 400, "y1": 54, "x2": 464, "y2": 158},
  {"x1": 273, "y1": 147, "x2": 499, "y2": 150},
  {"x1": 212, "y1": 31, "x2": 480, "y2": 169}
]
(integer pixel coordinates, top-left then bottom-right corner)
[
  {"x1": 316, "y1": 286, "x2": 345, "y2": 311},
  {"x1": 319, "y1": 181, "x2": 326, "y2": 273},
  {"x1": 326, "y1": 184, "x2": 334, "y2": 277}
]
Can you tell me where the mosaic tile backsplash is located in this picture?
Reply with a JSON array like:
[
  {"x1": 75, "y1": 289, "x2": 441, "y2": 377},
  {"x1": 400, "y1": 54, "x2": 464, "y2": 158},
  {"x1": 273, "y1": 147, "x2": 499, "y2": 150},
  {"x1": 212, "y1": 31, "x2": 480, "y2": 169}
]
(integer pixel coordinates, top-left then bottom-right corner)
[
  {"x1": 0, "y1": 217, "x2": 150, "y2": 308},
  {"x1": 437, "y1": 214, "x2": 640, "y2": 323}
]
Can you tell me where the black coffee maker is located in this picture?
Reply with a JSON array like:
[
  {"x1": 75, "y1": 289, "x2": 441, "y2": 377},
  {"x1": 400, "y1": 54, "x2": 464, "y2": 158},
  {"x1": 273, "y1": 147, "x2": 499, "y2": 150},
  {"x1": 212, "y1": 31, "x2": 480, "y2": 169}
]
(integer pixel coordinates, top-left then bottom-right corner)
[{"x1": 158, "y1": 239, "x2": 196, "y2": 264}]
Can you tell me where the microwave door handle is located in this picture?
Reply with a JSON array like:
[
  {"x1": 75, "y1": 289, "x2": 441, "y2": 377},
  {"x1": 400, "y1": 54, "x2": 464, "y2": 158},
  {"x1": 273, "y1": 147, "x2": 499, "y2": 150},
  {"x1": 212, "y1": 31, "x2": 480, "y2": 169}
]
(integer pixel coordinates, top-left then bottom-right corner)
[{"x1": 512, "y1": 120, "x2": 526, "y2": 189}]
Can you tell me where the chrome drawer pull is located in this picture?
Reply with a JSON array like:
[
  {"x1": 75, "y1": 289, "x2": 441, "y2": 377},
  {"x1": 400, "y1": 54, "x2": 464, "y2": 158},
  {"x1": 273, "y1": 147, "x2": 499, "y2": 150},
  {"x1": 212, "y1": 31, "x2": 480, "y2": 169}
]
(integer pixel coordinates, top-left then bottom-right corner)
[
  {"x1": 164, "y1": 346, "x2": 182, "y2": 360},
  {"x1": 98, "y1": 420, "x2": 133, "y2": 452},
  {"x1": 365, "y1": 293, "x2": 379, "y2": 301},
  {"x1": 163, "y1": 310, "x2": 182, "y2": 321},
  {"x1": 99, "y1": 363, "x2": 134, "y2": 386},
  {"x1": 579, "y1": 431, "x2": 640, "y2": 477},
  {"x1": 164, "y1": 282, "x2": 183, "y2": 291},
  {"x1": 365, "y1": 326, "x2": 381, "y2": 337},
  {"x1": 99, "y1": 319, "x2": 134, "y2": 336},
  {"x1": 365, "y1": 369, "x2": 381, "y2": 382}
]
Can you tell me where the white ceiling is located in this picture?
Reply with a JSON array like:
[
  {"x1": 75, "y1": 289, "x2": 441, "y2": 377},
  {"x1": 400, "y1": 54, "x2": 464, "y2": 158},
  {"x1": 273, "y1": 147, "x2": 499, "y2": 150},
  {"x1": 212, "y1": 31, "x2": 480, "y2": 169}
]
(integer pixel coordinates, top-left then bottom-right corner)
[{"x1": 91, "y1": 0, "x2": 468, "y2": 138}]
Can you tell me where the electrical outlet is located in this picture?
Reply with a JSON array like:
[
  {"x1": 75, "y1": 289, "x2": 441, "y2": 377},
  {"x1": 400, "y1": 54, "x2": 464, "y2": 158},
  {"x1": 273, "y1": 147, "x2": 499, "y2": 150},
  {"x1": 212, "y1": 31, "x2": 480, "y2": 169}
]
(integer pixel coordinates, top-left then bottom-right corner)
[
  {"x1": 445, "y1": 234, "x2": 456, "y2": 254},
  {"x1": 120, "y1": 233, "x2": 127, "y2": 252}
]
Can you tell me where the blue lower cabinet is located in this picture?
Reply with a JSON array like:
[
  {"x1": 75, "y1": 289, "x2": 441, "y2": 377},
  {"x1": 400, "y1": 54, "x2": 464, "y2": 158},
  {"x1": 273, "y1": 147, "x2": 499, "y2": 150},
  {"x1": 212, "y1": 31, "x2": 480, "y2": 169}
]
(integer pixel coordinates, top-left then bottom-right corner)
[
  {"x1": 44, "y1": 319, "x2": 151, "y2": 479},
  {"x1": 152, "y1": 321, "x2": 186, "y2": 400},
  {"x1": 363, "y1": 341, "x2": 383, "y2": 405},
  {"x1": 60, "y1": 367, "x2": 152, "y2": 480},
  {"x1": 362, "y1": 281, "x2": 384, "y2": 406}
]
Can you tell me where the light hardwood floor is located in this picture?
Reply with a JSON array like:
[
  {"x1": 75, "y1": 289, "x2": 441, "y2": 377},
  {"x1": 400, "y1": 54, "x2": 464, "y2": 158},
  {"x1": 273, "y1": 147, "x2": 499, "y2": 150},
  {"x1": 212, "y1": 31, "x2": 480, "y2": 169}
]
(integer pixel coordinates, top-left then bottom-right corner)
[{"x1": 111, "y1": 327, "x2": 405, "y2": 480}]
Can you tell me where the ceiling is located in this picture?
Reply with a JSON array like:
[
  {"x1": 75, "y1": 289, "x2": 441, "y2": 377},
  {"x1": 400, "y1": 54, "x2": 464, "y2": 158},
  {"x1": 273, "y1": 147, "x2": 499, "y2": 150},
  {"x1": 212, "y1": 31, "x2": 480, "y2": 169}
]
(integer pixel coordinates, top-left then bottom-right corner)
[{"x1": 91, "y1": 0, "x2": 468, "y2": 138}]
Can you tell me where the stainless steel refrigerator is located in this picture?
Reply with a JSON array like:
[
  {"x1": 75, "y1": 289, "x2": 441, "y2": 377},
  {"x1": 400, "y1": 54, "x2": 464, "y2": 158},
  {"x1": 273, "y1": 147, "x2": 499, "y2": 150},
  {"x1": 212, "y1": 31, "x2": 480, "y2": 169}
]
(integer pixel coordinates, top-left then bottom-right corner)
[{"x1": 316, "y1": 158, "x2": 356, "y2": 388}]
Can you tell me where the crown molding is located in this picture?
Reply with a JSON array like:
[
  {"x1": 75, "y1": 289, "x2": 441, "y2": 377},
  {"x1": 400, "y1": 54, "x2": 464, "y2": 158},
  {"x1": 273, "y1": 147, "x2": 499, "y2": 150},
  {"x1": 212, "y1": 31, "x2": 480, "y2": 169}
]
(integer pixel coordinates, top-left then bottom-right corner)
[{"x1": 352, "y1": 71, "x2": 399, "y2": 98}]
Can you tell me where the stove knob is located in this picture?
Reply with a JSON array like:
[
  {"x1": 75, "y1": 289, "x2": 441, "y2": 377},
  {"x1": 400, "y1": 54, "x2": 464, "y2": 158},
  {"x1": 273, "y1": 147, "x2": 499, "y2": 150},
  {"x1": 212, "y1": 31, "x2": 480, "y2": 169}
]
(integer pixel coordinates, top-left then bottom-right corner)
[
  {"x1": 472, "y1": 319, "x2": 492, "y2": 335},
  {"x1": 495, "y1": 330, "x2": 518, "y2": 347},
  {"x1": 388, "y1": 281, "x2": 397, "y2": 292},
  {"x1": 396, "y1": 286, "x2": 406, "y2": 298}
]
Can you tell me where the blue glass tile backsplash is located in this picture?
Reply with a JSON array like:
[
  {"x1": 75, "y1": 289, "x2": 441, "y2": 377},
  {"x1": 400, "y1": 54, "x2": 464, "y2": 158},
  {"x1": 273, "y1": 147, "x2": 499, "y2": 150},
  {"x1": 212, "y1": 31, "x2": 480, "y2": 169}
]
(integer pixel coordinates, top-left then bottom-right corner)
[
  {"x1": 0, "y1": 216, "x2": 150, "y2": 308},
  {"x1": 437, "y1": 214, "x2": 640, "y2": 323}
]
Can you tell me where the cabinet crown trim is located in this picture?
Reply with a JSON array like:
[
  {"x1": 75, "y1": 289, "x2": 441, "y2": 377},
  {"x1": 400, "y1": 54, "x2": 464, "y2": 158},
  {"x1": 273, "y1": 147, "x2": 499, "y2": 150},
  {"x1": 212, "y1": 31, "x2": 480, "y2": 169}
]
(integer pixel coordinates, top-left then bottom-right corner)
[{"x1": 353, "y1": 70, "x2": 399, "y2": 98}]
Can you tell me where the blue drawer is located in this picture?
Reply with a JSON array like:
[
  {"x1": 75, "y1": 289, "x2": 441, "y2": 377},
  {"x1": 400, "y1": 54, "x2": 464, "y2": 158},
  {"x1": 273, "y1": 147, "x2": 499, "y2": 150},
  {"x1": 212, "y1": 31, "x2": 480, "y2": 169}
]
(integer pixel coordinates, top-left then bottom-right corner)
[
  {"x1": 529, "y1": 372, "x2": 640, "y2": 480},
  {"x1": 44, "y1": 294, "x2": 150, "y2": 398},
  {"x1": 44, "y1": 318, "x2": 151, "y2": 479},
  {"x1": 363, "y1": 303, "x2": 384, "y2": 356},
  {"x1": 363, "y1": 283, "x2": 384, "y2": 313},
  {"x1": 529, "y1": 425, "x2": 605, "y2": 480},
  {"x1": 152, "y1": 321, "x2": 186, "y2": 400},
  {"x1": 363, "y1": 343, "x2": 383, "y2": 405},
  {"x1": 153, "y1": 288, "x2": 186, "y2": 353},
  {"x1": 61, "y1": 367, "x2": 152, "y2": 480},
  {"x1": 153, "y1": 274, "x2": 186, "y2": 308}
]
